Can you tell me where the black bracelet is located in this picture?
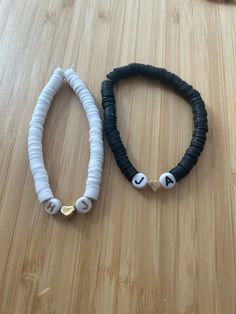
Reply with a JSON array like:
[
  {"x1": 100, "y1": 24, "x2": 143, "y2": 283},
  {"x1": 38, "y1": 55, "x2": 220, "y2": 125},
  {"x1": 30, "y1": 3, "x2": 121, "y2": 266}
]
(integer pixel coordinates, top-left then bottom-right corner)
[{"x1": 101, "y1": 63, "x2": 208, "y2": 191}]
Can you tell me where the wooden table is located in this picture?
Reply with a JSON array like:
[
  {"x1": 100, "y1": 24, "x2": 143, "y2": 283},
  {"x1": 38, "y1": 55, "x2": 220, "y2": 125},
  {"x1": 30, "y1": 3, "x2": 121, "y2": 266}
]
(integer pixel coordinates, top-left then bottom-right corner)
[{"x1": 0, "y1": 0, "x2": 236, "y2": 313}]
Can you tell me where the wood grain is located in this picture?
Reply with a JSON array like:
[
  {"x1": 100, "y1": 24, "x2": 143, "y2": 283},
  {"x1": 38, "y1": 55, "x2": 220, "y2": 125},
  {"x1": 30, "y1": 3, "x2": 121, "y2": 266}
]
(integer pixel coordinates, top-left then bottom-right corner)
[{"x1": 0, "y1": 0, "x2": 236, "y2": 313}]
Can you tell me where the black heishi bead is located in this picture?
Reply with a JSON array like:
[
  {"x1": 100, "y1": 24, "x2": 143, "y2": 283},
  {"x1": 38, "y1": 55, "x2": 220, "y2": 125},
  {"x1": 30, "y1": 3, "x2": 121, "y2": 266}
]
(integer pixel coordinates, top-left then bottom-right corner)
[{"x1": 101, "y1": 63, "x2": 208, "y2": 182}]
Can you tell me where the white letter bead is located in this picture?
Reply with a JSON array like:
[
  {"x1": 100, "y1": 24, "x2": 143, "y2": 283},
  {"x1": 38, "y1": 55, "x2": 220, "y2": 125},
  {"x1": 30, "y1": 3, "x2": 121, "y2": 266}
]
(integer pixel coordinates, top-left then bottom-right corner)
[
  {"x1": 44, "y1": 198, "x2": 61, "y2": 215},
  {"x1": 76, "y1": 197, "x2": 93, "y2": 214},
  {"x1": 159, "y1": 172, "x2": 176, "y2": 189},
  {"x1": 132, "y1": 173, "x2": 148, "y2": 189}
]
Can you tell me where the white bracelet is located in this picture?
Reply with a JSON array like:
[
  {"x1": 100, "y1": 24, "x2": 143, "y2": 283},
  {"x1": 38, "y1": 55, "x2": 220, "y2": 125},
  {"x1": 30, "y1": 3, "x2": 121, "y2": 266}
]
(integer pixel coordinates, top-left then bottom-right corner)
[{"x1": 28, "y1": 68, "x2": 104, "y2": 217}]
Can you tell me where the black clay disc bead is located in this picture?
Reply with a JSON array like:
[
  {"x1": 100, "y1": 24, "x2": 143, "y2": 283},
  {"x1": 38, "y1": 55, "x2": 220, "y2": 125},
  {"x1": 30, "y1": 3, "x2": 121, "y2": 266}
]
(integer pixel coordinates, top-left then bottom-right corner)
[{"x1": 101, "y1": 63, "x2": 208, "y2": 190}]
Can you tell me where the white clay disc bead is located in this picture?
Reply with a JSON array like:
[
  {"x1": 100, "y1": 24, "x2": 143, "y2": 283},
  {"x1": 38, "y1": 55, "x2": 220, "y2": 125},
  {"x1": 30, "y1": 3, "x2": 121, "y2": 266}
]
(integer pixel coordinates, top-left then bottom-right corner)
[
  {"x1": 159, "y1": 172, "x2": 176, "y2": 189},
  {"x1": 132, "y1": 173, "x2": 148, "y2": 189},
  {"x1": 44, "y1": 198, "x2": 62, "y2": 215},
  {"x1": 28, "y1": 68, "x2": 104, "y2": 215},
  {"x1": 75, "y1": 196, "x2": 93, "y2": 214}
]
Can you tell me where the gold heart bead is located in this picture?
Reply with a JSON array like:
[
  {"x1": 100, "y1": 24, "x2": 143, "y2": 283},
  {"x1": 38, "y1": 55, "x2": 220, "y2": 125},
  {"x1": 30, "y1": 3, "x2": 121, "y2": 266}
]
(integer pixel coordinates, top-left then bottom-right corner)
[
  {"x1": 60, "y1": 205, "x2": 76, "y2": 218},
  {"x1": 148, "y1": 180, "x2": 161, "y2": 192}
]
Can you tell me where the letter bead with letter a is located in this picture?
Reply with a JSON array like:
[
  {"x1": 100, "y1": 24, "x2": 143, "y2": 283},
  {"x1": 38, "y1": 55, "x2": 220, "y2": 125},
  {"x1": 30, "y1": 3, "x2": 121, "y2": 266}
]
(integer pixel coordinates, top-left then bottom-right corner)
[{"x1": 159, "y1": 173, "x2": 176, "y2": 189}]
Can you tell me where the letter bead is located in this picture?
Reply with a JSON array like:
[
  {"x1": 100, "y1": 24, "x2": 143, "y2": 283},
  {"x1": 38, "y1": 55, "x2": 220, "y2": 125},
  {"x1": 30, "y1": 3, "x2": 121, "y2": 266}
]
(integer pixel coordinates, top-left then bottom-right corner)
[
  {"x1": 132, "y1": 173, "x2": 148, "y2": 189},
  {"x1": 159, "y1": 173, "x2": 176, "y2": 189},
  {"x1": 76, "y1": 197, "x2": 93, "y2": 214},
  {"x1": 44, "y1": 198, "x2": 61, "y2": 215}
]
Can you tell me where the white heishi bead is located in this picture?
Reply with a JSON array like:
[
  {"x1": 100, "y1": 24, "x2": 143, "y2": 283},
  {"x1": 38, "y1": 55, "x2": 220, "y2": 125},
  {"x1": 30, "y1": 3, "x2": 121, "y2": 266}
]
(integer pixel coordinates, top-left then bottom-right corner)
[
  {"x1": 28, "y1": 68, "x2": 104, "y2": 206},
  {"x1": 159, "y1": 172, "x2": 176, "y2": 189},
  {"x1": 76, "y1": 197, "x2": 93, "y2": 214},
  {"x1": 44, "y1": 198, "x2": 61, "y2": 215},
  {"x1": 132, "y1": 173, "x2": 148, "y2": 189}
]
